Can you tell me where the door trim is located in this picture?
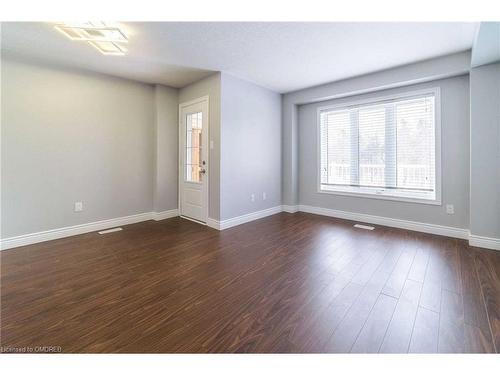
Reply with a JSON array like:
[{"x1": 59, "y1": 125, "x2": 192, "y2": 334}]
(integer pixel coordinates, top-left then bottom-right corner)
[{"x1": 178, "y1": 96, "x2": 210, "y2": 224}]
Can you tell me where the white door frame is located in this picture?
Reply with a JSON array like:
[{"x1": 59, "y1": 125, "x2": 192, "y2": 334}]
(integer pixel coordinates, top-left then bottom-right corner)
[{"x1": 178, "y1": 96, "x2": 210, "y2": 224}]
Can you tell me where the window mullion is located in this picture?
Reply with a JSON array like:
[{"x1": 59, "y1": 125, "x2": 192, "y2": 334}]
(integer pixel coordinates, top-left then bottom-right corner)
[
  {"x1": 350, "y1": 109, "x2": 359, "y2": 186},
  {"x1": 385, "y1": 105, "x2": 396, "y2": 188},
  {"x1": 326, "y1": 114, "x2": 329, "y2": 184}
]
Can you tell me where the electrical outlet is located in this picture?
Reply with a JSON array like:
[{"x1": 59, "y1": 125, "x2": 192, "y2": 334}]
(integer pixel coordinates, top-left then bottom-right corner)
[
  {"x1": 262, "y1": 192, "x2": 267, "y2": 200},
  {"x1": 250, "y1": 194, "x2": 255, "y2": 202},
  {"x1": 446, "y1": 204, "x2": 454, "y2": 215},
  {"x1": 74, "y1": 201, "x2": 83, "y2": 212}
]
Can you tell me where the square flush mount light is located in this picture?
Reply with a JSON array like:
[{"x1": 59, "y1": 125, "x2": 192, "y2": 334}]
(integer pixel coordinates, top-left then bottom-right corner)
[
  {"x1": 54, "y1": 22, "x2": 128, "y2": 56},
  {"x1": 88, "y1": 40, "x2": 127, "y2": 56}
]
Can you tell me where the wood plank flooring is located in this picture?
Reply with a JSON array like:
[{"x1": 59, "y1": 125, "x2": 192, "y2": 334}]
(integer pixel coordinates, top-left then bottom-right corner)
[{"x1": 1, "y1": 212, "x2": 499, "y2": 353}]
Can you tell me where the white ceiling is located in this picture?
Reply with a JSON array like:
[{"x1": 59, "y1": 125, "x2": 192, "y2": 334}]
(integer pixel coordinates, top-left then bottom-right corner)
[
  {"x1": 1, "y1": 22, "x2": 478, "y2": 93},
  {"x1": 471, "y1": 22, "x2": 500, "y2": 67}
]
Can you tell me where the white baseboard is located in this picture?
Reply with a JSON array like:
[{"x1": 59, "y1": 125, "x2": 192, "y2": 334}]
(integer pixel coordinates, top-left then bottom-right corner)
[
  {"x1": 469, "y1": 234, "x2": 500, "y2": 251},
  {"x1": 1, "y1": 209, "x2": 181, "y2": 251},
  {"x1": 0, "y1": 212, "x2": 154, "y2": 251},
  {"x1": 206, "y1": 218, "x2": 221, "y2": 230},
  {"x1": 207, "y1": 206, "x2": 283, "y2": 231},
  {"x1": 298, "y1": 204, "x2": 470, "y2": 240},
  {"x1": 152, "y1": 209, "x2": 179, "y2": 221},
  {"x1": 282, "y1": 205, "x2": 299, "y2": 213},
  {"x1": 2, "y1": 203, "x2": 498, "y2": 252},
  {"x1": 298, "y1": 205, "x2": 500, "y2": 250}
]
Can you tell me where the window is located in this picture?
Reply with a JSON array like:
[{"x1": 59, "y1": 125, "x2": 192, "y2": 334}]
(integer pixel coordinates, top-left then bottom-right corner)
[
  {"x1": 319, "y1": 89, "x2": 440, "y2": 204},
  {"x1": 185, "y1": 111, "x2": 203, "y2": 183}
]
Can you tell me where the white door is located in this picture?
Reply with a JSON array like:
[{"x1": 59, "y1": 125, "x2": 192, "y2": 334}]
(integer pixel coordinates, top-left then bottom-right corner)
[{"x1": 179, "y1": 97, "x2": 209, "y2": 223}]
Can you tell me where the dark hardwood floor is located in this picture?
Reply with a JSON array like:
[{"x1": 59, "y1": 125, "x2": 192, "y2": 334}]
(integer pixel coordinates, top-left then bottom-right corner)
[{"x1": 1, "y1": 212, "x2": 499, "y2": 353}]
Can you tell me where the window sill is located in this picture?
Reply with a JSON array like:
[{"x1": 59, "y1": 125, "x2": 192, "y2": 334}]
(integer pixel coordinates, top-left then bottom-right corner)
[{"x1": 318, "y1": 185, "x2": 441, "y2": 206}]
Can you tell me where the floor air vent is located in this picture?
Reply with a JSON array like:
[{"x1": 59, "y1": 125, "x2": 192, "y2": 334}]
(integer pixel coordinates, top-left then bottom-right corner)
[
  {"x1": 98, "y1": 227, "x2": 123, "y2": 234},
  {"x1": 353, "y1": 224, "x2": 375, "y2": 230}
]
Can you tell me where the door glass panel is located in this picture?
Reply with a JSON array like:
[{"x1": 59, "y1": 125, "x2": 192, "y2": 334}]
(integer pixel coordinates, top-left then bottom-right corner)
[{"x1": 185, "y1": 111, "x2": 203, "y2": 182}]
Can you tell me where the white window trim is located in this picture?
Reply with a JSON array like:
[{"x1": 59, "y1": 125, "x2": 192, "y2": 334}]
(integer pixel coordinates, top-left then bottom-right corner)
[{"x1": 316, "y1": 87, "x2": 442, "y2": 206}]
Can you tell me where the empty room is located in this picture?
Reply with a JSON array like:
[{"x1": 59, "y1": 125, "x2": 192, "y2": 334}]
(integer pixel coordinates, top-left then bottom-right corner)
[{"x1": 1, "y1": 2, "x2": 500, "y2": 370}]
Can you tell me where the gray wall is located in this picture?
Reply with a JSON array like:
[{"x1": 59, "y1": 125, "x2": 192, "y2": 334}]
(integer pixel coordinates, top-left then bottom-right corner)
[
  {"x1": 3, "y1": 52, "x2": 490, "y2": 239},
  {"x1": 283, "y1": 51, "x2": 472, "y2": 207},
  {"x1": 179, "y1": 73, "x2": 222, "y2": 220},
  {"x1": 1, "y1": 62, "x2": 281, "y2": 235},
  {"x1": 153, "y1": 84, "x2": 179, "y2": 213},
  {"x1": 470, "y1": 62, "x2": 500, "y2": 238},
  {"x1": 220, "y1": 73, "x2": 281, "y2": 220},
  {"x1": 1, "y1": 58, "x2": 155, "y2": 238},
  {"x1": 298, "y1": 76, "x2": 470, "y2": 229}
]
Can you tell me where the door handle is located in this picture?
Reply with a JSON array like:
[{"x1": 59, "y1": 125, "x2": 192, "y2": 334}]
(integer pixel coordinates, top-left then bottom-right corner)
[{"x1": 200, "y1": 168, "x2": 206, "y2": 174}]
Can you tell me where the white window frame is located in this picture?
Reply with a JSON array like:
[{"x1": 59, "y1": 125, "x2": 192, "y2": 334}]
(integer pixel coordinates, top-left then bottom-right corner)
[{"x1": 316, "y1": 87, "x2": 442, "y2": 206}]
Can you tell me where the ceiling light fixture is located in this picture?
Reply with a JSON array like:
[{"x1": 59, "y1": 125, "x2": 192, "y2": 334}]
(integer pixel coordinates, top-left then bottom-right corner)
[
  {"x1": 55, "y1": 25, "x2": 128, "y2": 43},
  {"x1": 54, "y1": 22, "x2": 128, "y2": 56},
  {"x1": 88, "y1": 40, "x2": 127, "y2": 56}
]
